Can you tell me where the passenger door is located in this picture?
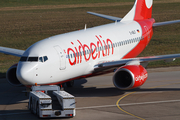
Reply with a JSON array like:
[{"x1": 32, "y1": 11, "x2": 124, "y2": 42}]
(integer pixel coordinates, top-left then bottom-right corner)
[{"x1": 54, "y1": 45, "x2": 66, "y2": 70}]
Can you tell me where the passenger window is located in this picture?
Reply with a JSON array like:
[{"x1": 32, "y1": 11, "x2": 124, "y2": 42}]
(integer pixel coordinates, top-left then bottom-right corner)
[{"x1": 43, "y1": 56, "x2": 48, "y2": 62}]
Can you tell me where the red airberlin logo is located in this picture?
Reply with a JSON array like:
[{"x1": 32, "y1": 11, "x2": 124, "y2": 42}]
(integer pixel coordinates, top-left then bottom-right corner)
[{"x1": 67, "y1": 35, "x2": 114, "y2": 66}]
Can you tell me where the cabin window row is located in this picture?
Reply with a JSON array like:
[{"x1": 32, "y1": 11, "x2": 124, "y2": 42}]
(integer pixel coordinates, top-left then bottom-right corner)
[{"x1": 68, "y1": 37, "x2": 143, "y2": 59}]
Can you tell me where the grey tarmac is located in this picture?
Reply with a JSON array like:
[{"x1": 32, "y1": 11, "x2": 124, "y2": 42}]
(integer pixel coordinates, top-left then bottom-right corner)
[{"x1": 0, "y1": 66, "x2": 180, "y2": 120}]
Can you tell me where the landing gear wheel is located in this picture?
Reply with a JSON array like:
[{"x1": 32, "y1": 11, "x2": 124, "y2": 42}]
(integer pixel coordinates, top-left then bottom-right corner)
[
  {"x1": 66, "y1": 80, "x2": 74, "y2": 87},
  {"x1": 30, "y1": 98, "x2": 33, "y2": 113},
  {"x1": 36, "y1": 102, "x2": 39, "y2": 117}
]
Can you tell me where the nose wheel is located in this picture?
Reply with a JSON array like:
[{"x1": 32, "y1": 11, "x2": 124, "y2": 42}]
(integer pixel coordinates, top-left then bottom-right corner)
[{"x1": 66, "y1": 80, "x2": 74, "y2": 87}]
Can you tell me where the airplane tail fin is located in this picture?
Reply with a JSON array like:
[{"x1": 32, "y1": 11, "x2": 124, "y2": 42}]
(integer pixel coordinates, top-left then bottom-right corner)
[{"x1": 121, "y1": 0, "x2": 153, "y2": 22}]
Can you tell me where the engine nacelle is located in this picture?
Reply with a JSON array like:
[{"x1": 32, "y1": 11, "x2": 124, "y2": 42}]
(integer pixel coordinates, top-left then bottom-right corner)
[
  {"x1": 6, "y1": 64, "x2": 22, "y2": 87},
  {"x1": 113, "y1": 65, "x2": 148, "y2": 90}
]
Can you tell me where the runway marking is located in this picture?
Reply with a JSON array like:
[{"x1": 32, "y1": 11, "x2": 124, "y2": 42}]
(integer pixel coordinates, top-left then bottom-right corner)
[
  {"x1": 76, "y1": 99, "x2": 180, "y2": 110},
  {"x1": 116, "y1": 82, "x2": 180, "y2": 120}
]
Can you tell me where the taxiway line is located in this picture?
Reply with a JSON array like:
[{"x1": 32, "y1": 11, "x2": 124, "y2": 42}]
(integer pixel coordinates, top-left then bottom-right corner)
[
  {"x1": 76, "y1": 99, "x2": 180, "y2": 110},
  {"x1": 116, "y1": 82, "x2": 180, "y2": 120}
]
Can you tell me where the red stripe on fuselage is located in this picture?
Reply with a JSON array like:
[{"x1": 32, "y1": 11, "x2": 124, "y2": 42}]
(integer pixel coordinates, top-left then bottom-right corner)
[{"x1": 123, "y1": 18, "x2": 155, "y2": 59}]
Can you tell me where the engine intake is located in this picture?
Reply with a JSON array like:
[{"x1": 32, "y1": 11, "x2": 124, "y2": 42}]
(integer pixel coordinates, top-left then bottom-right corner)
[
  {"x1": 113, "y1": 65, "x2": 147, "y2": 90},
  {"x1": 6, "y1": 64, "x2": 22, "y2": 87}
]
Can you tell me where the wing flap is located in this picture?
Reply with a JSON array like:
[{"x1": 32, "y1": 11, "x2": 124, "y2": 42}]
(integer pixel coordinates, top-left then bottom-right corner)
[
  {"x1": 87, "y1": 11, "x2": 122, "y2": 22},
  {"x1": 0, "y1": 46, "x2": 24, "y2": 57},
  {"x1": 94, "y1": 54, "x2": 180, "y2": 71}
]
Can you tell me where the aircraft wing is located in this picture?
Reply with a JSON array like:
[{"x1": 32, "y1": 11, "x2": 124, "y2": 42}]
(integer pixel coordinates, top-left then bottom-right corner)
[
  {"x1": 87, "y1": 11, "x2": 122, "y2": 22},
  {"x1": 94, "y1": 54, "x2": 180, "y2": 72},
  {"x1": 153, "y1": 20, "x2": 180, "y2": 27},
  {"x1": 0, "y1": 46, "x2": 25, "y2": 57},
  {"x1": 87, "y1": 12, "x2": 180, "y2": 26}
]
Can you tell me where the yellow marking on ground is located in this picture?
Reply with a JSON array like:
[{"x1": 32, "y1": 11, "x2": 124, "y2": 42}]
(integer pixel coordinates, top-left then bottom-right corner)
[
  {"x1": 116, "y1": 91, "x2": 145, "y2": 120},
  {"x1": 116, "y1": 82, "x2": 180, "y2": 120}
]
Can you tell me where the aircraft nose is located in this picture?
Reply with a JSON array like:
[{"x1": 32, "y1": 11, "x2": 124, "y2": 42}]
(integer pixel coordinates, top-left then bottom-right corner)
[{"x1": 16, "y1": 62, "x2": 37, "y2": 85}]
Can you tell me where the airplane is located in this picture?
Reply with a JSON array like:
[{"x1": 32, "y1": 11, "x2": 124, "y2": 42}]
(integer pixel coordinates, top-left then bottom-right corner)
[{"x1": 1, "y1": 0, "x2": 180, "y2": 90}]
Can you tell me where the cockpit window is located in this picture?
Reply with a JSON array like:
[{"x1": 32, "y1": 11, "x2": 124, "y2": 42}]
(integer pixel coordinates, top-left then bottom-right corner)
[
  {"x1": 20, "y1": 56, "x2": 48, "y2": 62},
  {"x1": 28, "y1": 57, "x2": 38, "y2": 62},
  {"x1": 39, "y1": 57, "x2": 43, "y2": 62},
  {"x1": 43, "y1": 56, "x2": 48, "y2": 62},
  {"x1": 20, "y1": 57, "x2": 28, "y2": 62}
]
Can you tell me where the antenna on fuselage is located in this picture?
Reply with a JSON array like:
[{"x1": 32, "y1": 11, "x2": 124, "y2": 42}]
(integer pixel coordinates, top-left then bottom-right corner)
[
  {"x1": 115, "y1": 20, "x2": 117, "y2": 24},
  {"x1": 84, "y1": 24, "x2": 87, "y2": 30}
]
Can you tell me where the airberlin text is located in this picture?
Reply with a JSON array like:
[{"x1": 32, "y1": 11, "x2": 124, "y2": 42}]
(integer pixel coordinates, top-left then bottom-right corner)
[
  {"x1": 135, "y1": 73, "x2": 148, "y2": 84},
  {"x1": 67, "y1": 35, "x2": 114, "y2": 66}
]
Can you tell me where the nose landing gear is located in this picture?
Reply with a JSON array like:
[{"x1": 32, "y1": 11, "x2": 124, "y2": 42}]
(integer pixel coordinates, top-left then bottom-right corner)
[
  {"x1": 59, "y1": 80, "x2": 74, "y2": 90},
  {"x1": 66, "y1": 80, "x2": 74, "y2": 87}
]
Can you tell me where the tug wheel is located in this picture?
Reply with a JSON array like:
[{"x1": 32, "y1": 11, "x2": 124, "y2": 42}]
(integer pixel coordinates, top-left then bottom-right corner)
[{"x1": 36, "y1": 102, "x2": 39, "y2": 117}]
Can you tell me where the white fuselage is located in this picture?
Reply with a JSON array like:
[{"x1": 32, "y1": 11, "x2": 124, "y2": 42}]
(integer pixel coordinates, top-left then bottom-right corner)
[{"x1": 16, "y1": 21, "x2": 144, "y2": 86}]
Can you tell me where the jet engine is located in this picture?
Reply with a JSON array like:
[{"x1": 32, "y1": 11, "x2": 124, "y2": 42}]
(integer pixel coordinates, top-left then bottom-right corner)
[
  {"x1": 6, "y1": 64, "x2": 22, "y2": 87},
  {"x1": 113, "y1": 65, "x2": 148, "y2": 90}
]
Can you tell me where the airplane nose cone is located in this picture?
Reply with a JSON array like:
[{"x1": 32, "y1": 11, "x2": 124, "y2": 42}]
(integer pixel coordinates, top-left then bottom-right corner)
[{"x1": 16, "y1": 62, "x2": 37, "y2": 85}]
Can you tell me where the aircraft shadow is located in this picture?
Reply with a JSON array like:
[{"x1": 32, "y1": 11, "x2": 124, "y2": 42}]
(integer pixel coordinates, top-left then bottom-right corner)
[
  {"x1": 63, "y1": 78, "x2": 124, "y2": 97},
  {"x1": 64, "y1": 78, "x2": 180, "y2": 97},
  {"x1": 0, "y1": 109, "x2": 72, "y2": 120},
  {"x1": 0, "y1": 72, "x2": 6, "y2": 78},
  {"x1": 0, "y1": 110, "x2": 39, "y2": 120},
  {"x1": 0, "y1": 78, "x2": 28, "y2": 105},
  {"x1": 1, "y1": 78, "x2": 180, "y2": 105},
  {"x1": 65, "y1": 86, "x2": 180, "y2": 97},
  {"x1": 65, "y1": 87, "x2": 125, "y2": 97}
]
